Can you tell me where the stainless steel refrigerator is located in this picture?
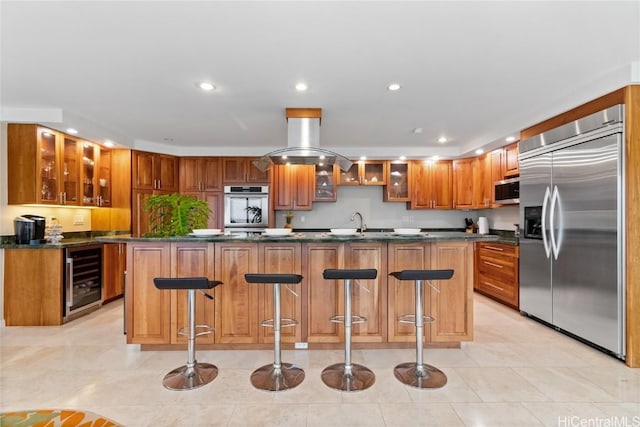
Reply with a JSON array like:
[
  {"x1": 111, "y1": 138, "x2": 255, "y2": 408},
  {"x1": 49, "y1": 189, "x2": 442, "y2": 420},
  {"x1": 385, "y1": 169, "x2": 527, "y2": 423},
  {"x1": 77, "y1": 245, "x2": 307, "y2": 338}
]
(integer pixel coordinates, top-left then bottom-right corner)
[{"x1": 519, "y1": 104, "x2": 625, "y2": 359}]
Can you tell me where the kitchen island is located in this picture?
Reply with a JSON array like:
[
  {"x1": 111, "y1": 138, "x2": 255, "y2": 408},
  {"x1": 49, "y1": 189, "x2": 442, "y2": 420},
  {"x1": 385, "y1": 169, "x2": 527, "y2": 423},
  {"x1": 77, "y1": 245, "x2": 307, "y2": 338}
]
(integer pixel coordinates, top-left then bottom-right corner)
[{"x1": 98, "y1": 231, "x2": 499, "y2": 350}]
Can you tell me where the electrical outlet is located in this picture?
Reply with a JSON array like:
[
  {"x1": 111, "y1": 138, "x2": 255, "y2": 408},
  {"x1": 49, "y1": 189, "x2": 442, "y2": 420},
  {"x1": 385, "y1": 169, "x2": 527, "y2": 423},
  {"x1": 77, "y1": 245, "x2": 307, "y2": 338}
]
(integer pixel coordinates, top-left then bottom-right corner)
[
  {"x1": 73, "y1": 215, "x2": 84, "y2": 225},
  {"x1": 300, "y1": 216, "x2": 305, "y2": 223},
  {"x1": 294, "y1": 342, "x2": 308, "y2": 349}
]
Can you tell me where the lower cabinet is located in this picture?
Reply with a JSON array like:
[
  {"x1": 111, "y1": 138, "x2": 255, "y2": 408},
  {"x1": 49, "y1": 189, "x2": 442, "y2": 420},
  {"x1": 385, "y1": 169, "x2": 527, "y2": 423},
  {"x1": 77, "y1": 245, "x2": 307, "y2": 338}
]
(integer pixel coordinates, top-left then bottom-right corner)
[
  {"x1": 474, "y1": 242, "x2": 520, "y2": 308},
  {"x1": 102, "y1": 243, "x2": 126, "y2": 303},
  {"x1": 125, "y1": 240, "x2": 474, "y2": 346}
]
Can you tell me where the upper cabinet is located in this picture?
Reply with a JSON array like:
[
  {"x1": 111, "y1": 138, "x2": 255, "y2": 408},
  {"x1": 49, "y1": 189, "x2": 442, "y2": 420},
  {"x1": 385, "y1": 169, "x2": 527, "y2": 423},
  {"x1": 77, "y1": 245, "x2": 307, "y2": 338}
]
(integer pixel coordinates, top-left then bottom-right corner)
[
  {"x1": 272, "y1": 164, "x2": 314, "y2": 210},
  {"x1": 408, "y1": 160, "x2": 453, "y2": 210},
  {"x1": 222, "y1": 157, "x2": 269, "y2": 184},
  {"x1": 313, "y1": 164, "x2": 339, "y2": 202},
  {"x1": 132, "y1": 150, "x2": 179, "y2": 192},
  {"x1": 179, "y1": 157, "x2": 222, "y2": 192},
  {"x1": 452, "y1": 158, "x2": 475, "y2": 209},
  {"x1": 339, "y1": 160, "x2": 386, "y2": 186},
  {"x1": 384, "y1": 161, "x2": 411, "y2": 202},
  {"x1": 8, "y1": 124, "x2": 110, "y2": 207},
  {"x1": 503, "y1": 142, "x2": 520, "y2": 177}
]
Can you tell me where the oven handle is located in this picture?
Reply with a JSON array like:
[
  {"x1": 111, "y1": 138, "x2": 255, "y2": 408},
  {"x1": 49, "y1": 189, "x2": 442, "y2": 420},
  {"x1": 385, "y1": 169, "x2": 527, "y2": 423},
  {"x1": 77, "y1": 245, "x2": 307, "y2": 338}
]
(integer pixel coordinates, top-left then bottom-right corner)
[{"x1": 66, "y1": 256, "x2": 74, "y2": 309}]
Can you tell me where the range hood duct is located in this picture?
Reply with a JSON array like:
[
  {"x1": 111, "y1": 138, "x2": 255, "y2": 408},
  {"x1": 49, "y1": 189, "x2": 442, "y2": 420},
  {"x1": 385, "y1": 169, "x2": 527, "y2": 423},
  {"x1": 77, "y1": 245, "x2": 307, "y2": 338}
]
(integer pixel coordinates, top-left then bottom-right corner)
[{"x1": 252, "y1": 108, "x2": 353, "y2": 172}]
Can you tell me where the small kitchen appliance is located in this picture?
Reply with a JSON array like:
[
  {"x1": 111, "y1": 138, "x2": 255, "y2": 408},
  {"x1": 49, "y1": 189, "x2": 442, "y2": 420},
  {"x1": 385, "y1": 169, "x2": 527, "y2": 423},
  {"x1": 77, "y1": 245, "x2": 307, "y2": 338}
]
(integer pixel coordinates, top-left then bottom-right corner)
[
  {"x1": 14, "y1": 215, "x2": 46, "y2": 244},
  {"x1": 477, "y1": 217, "x2": 489, "y2": 235}
]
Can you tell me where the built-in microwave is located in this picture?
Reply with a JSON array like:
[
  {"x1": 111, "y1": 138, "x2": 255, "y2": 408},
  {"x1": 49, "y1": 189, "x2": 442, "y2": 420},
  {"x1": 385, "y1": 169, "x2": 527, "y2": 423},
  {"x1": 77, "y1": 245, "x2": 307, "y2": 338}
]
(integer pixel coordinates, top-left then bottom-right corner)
[{"x1": 494, "y1": 177, "x2": 519, "y2": 205}]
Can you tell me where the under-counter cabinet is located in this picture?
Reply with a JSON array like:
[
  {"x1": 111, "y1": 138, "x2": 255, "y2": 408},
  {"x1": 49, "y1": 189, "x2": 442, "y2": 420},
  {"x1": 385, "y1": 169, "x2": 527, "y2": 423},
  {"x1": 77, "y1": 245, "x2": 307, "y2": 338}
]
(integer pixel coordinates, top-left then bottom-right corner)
[
  {"x1": 474, "y1": 242, "x2": 519, "y2": 308},
  {"x1": 272, "y1": 164, "x2": 314, "y2": 210},
  {"x1": 102, "y1": 243, "x2": 126, "y2": 303},
  {"x1": 408, "y1": 160, "x2": 453, "y2": 209},
  {"x1": 222, "y1": 157, "x2": 269, "y2": 184}
]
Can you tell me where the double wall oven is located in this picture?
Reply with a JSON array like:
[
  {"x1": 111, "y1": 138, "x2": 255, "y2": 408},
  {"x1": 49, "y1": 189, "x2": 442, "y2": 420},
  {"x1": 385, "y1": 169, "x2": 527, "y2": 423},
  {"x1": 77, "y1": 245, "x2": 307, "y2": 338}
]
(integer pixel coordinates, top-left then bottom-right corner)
[{"x1": 223, "y1": 185, "x2": 269, "y2": 234}]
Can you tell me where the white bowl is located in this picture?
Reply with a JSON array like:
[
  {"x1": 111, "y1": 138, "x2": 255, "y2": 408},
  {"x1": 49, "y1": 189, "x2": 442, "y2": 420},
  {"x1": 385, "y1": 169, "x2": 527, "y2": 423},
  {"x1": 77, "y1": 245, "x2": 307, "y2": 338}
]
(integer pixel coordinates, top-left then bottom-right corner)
[
  {"x1": 394, "y1": 228, "x2": 422, "y2": 235},
  {"x1": 191, "y1": 228, "x2": 221, "y2": 235},
  {"x1": 263, "y1": 228, "x2": 292, "y2": 236},
  {"x1": 330, "y1": 228, "x2": 358, "y2": 236}
]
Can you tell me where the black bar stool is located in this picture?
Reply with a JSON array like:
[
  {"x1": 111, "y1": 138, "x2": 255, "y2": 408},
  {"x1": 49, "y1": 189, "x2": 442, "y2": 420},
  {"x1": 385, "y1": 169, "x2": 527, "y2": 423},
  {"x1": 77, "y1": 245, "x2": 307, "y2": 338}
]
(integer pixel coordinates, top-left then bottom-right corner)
[
  {"x1": 244, "y1": 273, "x2": 305, "y2": 391},
  {"x1": 153, "y1": 277, "x2": 223, "y2": 390},
  {"x1": 321, "y1": 268, "x2": 377, "y2": 392},
  {"x1": 388, "y1": 269, "x2": 453, "y2": 389}
]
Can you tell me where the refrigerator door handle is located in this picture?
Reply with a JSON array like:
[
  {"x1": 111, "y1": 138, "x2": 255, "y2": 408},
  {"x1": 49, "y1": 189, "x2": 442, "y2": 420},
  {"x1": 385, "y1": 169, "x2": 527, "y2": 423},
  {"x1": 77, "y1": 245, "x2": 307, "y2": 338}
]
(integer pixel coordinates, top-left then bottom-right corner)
[
  {"x1": 549, "y1": 185, "x2": 563, "y2": 260},
  {"x1": 541, "y1": 186, "x2": 552, "y2": 258}
]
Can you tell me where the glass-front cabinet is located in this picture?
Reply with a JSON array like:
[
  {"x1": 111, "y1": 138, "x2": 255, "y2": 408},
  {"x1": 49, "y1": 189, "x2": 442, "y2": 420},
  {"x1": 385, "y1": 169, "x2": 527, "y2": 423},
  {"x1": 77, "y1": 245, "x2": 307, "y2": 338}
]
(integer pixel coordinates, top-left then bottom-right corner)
[
  {"x1": 39, "y1": 129, "x2": 59, "y2": 203},
  {"x1": 98, "y1": 148, "x2": 112, "y2": 206},
  {"x1": 63, "y1": 137, "x2": 81, "y2": 205},
  {"x1": 81, "y1": 142, "x2": 96, "y2": 205},
  {"x1": 384, "y1": 161, "x2": 411, "y2": 201},
  {"x1": 38, "y1": 130, "x2": 81, "y2": 205},
  {"x1": 313, "y1": 164, "x2": 339, "y2": 202},
  {"x1": 339, "y1": 160, "x2": 386, "y2": 186}
]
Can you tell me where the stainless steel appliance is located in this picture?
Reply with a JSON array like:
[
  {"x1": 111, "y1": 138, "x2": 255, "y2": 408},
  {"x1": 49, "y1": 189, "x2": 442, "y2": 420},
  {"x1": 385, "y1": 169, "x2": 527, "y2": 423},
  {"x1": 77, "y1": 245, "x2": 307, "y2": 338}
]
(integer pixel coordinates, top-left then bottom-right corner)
[
  {"x1": 65, "y1": 243, "x2": 103, "y2": 321},
  {"x1": 223, "y1": 185, "x2": 269, "y2": 233},
  {"x1": 14, "y1": 215, "x2": 46, "y2": 244},
  {"x1": 519, "y1": 104, "x2": 625, "y2": 359},
  {"x1": 494, "y1": 177, "x2": 519, "y2": 205}
]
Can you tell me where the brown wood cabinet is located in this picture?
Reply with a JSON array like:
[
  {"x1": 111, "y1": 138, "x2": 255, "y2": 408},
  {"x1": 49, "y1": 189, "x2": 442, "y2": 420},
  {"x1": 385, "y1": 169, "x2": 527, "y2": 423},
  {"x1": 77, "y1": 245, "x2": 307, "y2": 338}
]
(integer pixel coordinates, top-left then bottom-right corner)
[
  {"x1": 452, "y1": 158, "x2": 475, "y2": 209},
  {"x1": 214, "y1": 243, "x2": 260, "y2": 344},
  {"x1": 304, "y1": 243, "x2": 342, "y2": 343},
  {"x1": 408, "y1": 160, "x2": 453, "y2": 209},
  {"x1": 125, "y1": 243, "x2": 172, "y2": 344},
  {"x1": 384, "y1": 161, "x2": 411, "y2": 202},
  {"x1": 91, "y1": 149, "x2": 132, "y2": 232},
  {"x1": 504, "y1": 142, "x2": 520, "y2": 177},
  {"x1": 339, "y1": 160, "x2": 386, "y2": 185},
  {"x1": 181, "y1": 191, "x2": 223, "y2": 230},
  {"x1": 474, "y1": 242, "x2": 519, "y2": 308},
  {"x1": 473, "y1": 154, "x2": 493, "y2": 209},
  {"x1": 171, "y1": 243, "x2": 216, "y2": 344},
  {"x1": 102, "y1": 243, "x2": 126, "y2": 303},
  {"x1": 222, "y1": 157, "x2": 269, "y2": 184},
  {"x1": 272, "y1": 164, "x2": 314, "y2": 210},
  {"x1": 179, "y1": 157, "x2": 222, "y2": 192},
  {"x1": 4, "y1": 249, "x2": 64, "y2": 326},
  {"x1": 132, "y1": 150, "x2": 179, "y2": 192},
  {"x1": 313, "y1": 164, "x2": 339, "y2": 202},
  {"x1": 258, "y1": 243, "x2": 303, "y2": 343}
]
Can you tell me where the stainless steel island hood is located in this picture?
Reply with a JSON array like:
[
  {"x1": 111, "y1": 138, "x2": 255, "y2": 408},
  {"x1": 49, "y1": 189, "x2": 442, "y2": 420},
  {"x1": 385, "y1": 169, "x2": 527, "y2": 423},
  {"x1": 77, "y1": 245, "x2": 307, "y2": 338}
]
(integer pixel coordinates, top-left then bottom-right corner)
[{"x1": 252, "y1": 108, "x2": 353, "y2": 172}]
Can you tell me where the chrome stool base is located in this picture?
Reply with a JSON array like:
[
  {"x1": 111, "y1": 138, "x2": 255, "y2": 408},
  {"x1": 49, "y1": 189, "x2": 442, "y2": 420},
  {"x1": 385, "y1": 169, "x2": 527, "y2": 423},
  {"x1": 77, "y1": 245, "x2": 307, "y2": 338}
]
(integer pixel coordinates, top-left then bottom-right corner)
[
  {"x1": 163, "y1": 362, "x2": 218, "y2": 391},
  {"x1": 393, "y1": 362, "x2": 447, "y2": 389},
  {"x1": 251, "y1": 363, "x2": 305, "y2": 392},
  {"x1": 321, "y1": 363, "x2": 376, "y2": 392}
]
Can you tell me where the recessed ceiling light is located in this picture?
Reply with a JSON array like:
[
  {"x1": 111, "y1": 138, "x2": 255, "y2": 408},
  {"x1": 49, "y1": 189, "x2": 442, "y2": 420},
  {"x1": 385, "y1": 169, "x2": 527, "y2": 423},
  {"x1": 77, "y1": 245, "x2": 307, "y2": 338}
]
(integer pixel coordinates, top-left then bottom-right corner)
[
  {"x1": 66, "y1": 128, "x2": 78, "y2": 135},
  {"x1": 104, "y1": 140, "x2": 115, "y2": 148},
  {"x1": 475, "y1": 149, "x2": 484, "y2": 155},
  {"x1": 399, "y1": 155, "x2": 406, "y2": 161},
  {"x1": 413, "y1": 128, "x2": 423, "y2": 134},
  {"x1": 282, "y1": 155, "x2": 288, "y2": 159},
  {"x1": 432, "y1": 155, "x2": 440, "y2": 161},
  {"x1": 388, "y1": 83, "x2": 401, "y2": 91},
  {"x1": 438, "y1": 137, "x2": 448, "y2": 143},
  {"x1": 506, "y1": 136, "x2": 517, "y2": 142},
  {"x1": 359, "y1": 156, "x2": 367, "y2": 161},
  {"x1": 198, "y1": 82, "x2": 215, "y2": 91},
  {"x1": 295, "y1": 82, "x2": 308, "y2": 91}
]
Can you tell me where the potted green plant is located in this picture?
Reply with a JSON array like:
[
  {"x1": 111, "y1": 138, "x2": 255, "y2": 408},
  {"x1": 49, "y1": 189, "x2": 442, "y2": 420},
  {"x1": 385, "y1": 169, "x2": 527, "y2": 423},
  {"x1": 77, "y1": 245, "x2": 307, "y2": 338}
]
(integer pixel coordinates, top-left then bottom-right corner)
[{"x1": 143, "y1": 193, "x2": 211, "y2": 237}]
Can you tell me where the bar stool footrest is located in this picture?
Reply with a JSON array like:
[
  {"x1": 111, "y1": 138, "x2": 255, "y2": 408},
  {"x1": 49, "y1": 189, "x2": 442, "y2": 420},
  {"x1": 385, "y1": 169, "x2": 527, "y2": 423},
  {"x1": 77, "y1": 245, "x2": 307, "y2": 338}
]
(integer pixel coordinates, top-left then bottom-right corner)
[
  {"x1": 329, "y1": 314, "x2": 366, "y2": 324},
  {"x1": 260, "y1": 318, "x2": 298, "y2": 328},
  {"x1": 177, "y1": 324, "x2": 214, "y2": 337},
  {"x1": 397, "y1": 314, "x2": 435, "y2": 324}
]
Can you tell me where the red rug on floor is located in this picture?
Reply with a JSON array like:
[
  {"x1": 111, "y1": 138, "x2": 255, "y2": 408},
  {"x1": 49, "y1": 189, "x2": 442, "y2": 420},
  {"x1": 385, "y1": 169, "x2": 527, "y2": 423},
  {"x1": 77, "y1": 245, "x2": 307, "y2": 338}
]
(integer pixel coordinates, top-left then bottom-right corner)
[{"x1": 0, "y1": 409, "x2": 123, "y2": 427}]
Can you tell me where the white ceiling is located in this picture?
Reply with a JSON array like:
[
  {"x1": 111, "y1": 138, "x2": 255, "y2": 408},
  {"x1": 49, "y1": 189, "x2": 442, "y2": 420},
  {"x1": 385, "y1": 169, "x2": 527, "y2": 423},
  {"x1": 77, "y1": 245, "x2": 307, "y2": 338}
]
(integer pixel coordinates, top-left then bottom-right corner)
[{"x1": 2, "y1": 1, "x2": 639, "y2": 159}]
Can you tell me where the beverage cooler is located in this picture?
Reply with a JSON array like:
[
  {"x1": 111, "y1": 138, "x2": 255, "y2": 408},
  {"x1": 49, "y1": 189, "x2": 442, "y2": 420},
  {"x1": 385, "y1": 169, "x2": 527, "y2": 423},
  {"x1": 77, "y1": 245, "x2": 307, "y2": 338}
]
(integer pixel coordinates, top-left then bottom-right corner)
[{"x1": 65, "y1": 243, "x2": 103, "y2": 321}]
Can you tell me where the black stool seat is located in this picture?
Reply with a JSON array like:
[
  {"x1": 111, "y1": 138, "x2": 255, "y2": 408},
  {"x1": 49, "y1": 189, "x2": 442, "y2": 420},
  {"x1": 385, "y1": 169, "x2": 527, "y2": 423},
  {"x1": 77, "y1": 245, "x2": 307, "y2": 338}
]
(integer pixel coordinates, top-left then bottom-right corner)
[
  {"x1": 245, "y1": 274, "x2": 303, "y2": 284},
  {"x1": 153, "y1": 277, "x2": 223, "y2": 290},
  {"x1": 389, "y1": 269, "x2": 453, "y2": 282},
  {"x1": 323, "y1": 269, "x2": 377, "y2": 280}
]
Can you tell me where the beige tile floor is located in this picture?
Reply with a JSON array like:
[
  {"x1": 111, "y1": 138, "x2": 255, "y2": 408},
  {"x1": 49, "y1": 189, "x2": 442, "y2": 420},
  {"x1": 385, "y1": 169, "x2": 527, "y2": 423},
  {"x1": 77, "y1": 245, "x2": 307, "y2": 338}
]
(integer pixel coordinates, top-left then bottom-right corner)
[{"x1": 1, "y1": 293, "x2": 638, "y2": 426}]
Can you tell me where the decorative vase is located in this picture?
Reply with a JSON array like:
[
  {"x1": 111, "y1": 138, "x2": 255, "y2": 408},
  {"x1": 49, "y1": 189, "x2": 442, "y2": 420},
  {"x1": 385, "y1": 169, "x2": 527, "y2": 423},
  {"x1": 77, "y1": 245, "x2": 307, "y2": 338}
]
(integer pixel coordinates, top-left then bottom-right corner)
[{"x1": 284, "y1": 212, "x2": 294, "y2": 229}]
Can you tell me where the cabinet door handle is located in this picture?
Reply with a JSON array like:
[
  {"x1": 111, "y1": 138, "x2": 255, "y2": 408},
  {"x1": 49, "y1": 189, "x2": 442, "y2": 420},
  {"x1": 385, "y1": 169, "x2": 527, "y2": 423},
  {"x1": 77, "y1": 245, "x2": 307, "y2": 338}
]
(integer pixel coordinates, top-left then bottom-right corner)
[
  {"x1": 59, "y1": 192, "x2": 64, "y2": 204},
  {"x1": 480, "y1": 280, "x2": 504, "y2": 291},
  {"x1": 483, "y1": 260, "x2": 503, "y2": 269},
  {"x1": 484, "y1": 245, "x2": 505, "y2": 252}
]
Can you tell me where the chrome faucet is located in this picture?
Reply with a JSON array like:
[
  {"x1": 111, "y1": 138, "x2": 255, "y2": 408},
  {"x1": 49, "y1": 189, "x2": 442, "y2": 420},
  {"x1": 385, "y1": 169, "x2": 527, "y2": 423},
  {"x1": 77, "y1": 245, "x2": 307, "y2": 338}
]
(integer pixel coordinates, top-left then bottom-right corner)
[{"x1": 351, "y1": 211, "x2": 366, "y2": 235}]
